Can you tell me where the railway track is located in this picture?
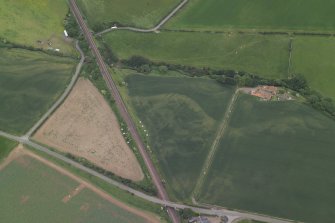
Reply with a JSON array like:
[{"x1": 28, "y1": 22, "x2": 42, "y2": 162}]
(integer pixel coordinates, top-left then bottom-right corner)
[{"x1": 68, "y1": 1, "x2": 180, "y2": 222}]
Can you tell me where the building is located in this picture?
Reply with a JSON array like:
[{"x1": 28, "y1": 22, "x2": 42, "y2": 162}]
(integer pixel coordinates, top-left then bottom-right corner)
[
  {"x1": 251, "y1": 86, "x2": 278, "y2": 100},
  {"x1": 64, "y1": 30, "x2": 69, "y2": 37}
]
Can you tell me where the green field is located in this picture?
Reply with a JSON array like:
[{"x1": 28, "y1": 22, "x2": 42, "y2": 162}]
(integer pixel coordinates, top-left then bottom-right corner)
[
  {"x1": 291, "y1": 36, "x2": 335, "y2": 100},
  {"x1": 0, "y1": 154, "x2": 152, "y2": 223},
  {"x1": 199, "y1": 94, "x2": 335, "y2": 223},
  {"x1": 0, "y1": 48, "x2": 75, "y2": 135},
  {"x1": 0, "y1": 137, "x2": 17, "y2": 162},
  {"x1": 0, "y1": 0, "x2": 74, "y2": 54},
  {"x1": 77, "y1": 0, "x2": 180, "y2": 31},
  {"x1": 120, "y1": 73, "x2": 234, "y2": 200},
  {"x1": 105, "y1": 31, "x2": 289, "y2": 78},
  {"x1": 166, "y1": 0, "x2": 335, "y2": 32}
]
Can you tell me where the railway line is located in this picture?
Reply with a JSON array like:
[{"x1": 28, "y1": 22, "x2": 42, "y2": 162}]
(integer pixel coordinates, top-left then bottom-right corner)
[{"x1": 68, "y1": 0, "x2": 180, "y2": 222}]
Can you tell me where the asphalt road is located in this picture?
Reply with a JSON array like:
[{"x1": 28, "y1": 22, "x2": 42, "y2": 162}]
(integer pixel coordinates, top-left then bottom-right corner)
[
  {"x1": 0, "y1": 130, "x2": 293, "y2": 223},
  {"x1": 68, "y1": 0, "x2": 180, "y2": 222},
  {"x1": 24, "y1": 41, "x2": 85, "y2": 138},
  {"x1": 96, "y1": 0, "x2": 189, "y2": 36}
]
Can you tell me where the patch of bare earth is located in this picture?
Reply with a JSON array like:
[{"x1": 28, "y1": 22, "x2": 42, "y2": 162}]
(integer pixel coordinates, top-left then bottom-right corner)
[
  {"x1": 62, "y1": 184, "x2": 85, "y2": 203},
  {"x1": 34, "y1": 78, "x2": 143, "y2": 181},
  {"x1": 20, "y1": 195, "x2": 30, "y2": 205}
]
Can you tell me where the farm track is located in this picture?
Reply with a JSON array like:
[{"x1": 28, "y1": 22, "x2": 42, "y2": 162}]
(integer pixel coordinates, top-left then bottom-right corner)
[
  {"x1": 68, "y1": 0, "x2": 180, "y2": 222},
  {"x1": 192, "y1": 89, "x2": 240, "y2": 199},
  {"x1": 24, "y1": 40, "x2": 85, "y2": 138},
  {"x1": 95, "y1": 0, "x2": 189, "y2": 35}
]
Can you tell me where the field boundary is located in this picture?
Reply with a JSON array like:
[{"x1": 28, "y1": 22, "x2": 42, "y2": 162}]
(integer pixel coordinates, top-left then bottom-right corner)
[
  {"x1": 161, "y1": 28, "x2": 335, "y2": 37},
  {"x1": 1, "y1": 145, "x2": 160, "y2": 223},
  {"x1": 192, "y1": 88, "x2": 240, "y2": 199},
  {"x1": 287, "y1": 37, "x2": 294, "y2": 78}
]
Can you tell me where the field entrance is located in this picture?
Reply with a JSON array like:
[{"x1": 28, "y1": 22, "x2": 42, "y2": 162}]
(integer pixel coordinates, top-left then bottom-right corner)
[{"x1": 0, "y1": 146, "x2": 159, "y2": 223}]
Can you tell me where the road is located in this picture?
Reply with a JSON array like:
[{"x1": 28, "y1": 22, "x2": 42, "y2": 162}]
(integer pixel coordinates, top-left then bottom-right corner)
[
  {"x1": 193, "y1": 89, "x2": 240, "y2": 199},
  {"x1": 0, "y1": 130, "x2": 294, "y2": 223},
  {"x1": 96, "y1": 0, "x2": 189, "y2": 36},
  {"x1": 68, "y1": 0, "x2": 180, "y2": 222},
  {"x1": 24, "y1": 41, "x2": 85, "y2": 138}
]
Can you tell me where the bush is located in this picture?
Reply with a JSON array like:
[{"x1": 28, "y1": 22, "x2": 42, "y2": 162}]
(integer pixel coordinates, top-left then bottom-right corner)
[{"x1": 64, "y1": 12, "x2": 80, "y2": 38}]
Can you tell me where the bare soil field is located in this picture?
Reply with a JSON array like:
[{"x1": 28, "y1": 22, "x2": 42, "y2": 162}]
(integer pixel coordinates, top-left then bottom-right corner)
[
  {"x1": 0, "y1": 146, "x2": 160, "y2": 223},
  {"x1": 34, "y1": 78, "x2": 143, "y2": 181}
]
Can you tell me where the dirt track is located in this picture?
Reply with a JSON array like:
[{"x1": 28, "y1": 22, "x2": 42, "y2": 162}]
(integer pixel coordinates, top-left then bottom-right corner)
[
  {"x1": 34, "y1": 78, "x2": 143, "y2": 181},
  {"x1": 0, "y1": 146, "x2": 160, "y2": 223}
]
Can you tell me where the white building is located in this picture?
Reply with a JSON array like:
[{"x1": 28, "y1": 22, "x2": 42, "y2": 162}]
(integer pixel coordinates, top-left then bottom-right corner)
[{"x1": 64, "y1": 30, "x2": 69, "y2": 37}]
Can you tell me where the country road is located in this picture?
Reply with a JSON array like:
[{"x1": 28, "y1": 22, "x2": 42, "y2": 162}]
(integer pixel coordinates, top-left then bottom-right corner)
[
  {"x1": 68, "y1": 0, "x2": 180, "y2": 222},
  {"x1": 96, "y1": 0, "x2": 189, "y2": 36},
  {"x1": 0, "y1": 1, "x2": 300, "y2": 223},
  {"x1": 24, "y1": 41, "x2": 85, "y2": 138},
  {"x1": 0, "y1": 130, "x2": 294, "y2": 223}
]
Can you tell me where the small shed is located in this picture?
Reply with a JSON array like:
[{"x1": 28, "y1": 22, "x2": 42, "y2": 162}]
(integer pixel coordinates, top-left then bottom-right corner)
[{"x1": 64, "y1": 30, "x2": 69, "y2": 37}]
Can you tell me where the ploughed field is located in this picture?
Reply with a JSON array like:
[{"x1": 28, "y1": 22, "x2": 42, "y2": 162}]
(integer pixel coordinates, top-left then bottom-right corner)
[
  {"x1": 34, "y1": 78, "x2": 144, "y2": 182},
  {"x1": 0, "y1": 48, "x2": 75, "y2": 135},
  {"x1": 166, "y1": 0, "x2": 335, "y2": 32},
  {"x1": 199, "y1": 94, "x2": 335, "y2": 223},
  {"x1": 105, "y1": 31, "x2": 289, "y2": 79},
  {"x1": 117, "y1": 72, "x2": 235, "y2": 200},
  {"x1": 77, "y1": 0, "x2": 180, "y2": 31},
  {"x1": 0, "y1": 147, "x2": 159, "y2": 223}
]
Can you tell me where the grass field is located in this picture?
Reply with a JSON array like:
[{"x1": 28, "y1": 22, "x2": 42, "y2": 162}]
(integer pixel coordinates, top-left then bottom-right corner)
[
  {"x1": 0, "y1": 48, "x2": 75, "y2": 135},
  {"x1": 199, "y1": 94, "x2": 335, "y2": 223},
  {"x1": 0, "y1": 0, "x2": 74, "y2": 54},
  {"x1": 291, "y1": 36, "x2": 335, "y2": 100},
  {"x1": 77, "y1": 0, "x2": 180, "y2": 31},
  {"x1": 0, "y1": 137, "x2": 17, "y2": 162},
  {"x1": 0, "y1": 153, "x2": 155, "y2": 223},
  {"x1": 120, "y1": 73, "x2": 234, "y2": 200},
  {"x1": 166, "y1": 0, "x2": 335, "y2": 32},
  {"x1": 104, "y1": 31, "x2": 289, "y2": 78}
]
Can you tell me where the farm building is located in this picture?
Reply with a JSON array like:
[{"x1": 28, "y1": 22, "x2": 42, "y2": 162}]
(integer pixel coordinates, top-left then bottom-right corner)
[{"x1": 251, "y1": 86, "x2": 278, "y2": 100}]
